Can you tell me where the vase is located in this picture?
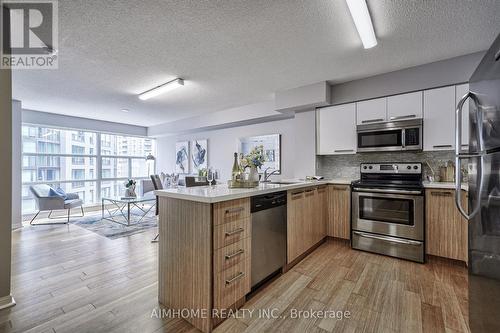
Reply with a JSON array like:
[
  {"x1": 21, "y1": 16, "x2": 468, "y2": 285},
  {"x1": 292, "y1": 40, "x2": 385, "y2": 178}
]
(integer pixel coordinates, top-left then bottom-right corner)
[
  {"x1": 247, "y1": 166, "x2": 260, "y2": 182},
  {"x1": 125, "y1": 185, "x2": 137, "y2": 197}
]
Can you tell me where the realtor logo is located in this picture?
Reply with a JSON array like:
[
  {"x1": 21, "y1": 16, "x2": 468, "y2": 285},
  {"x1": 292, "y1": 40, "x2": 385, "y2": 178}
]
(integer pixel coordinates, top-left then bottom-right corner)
[{"x1": 1, "y1": 0, "x2": 58, "y2": 69}]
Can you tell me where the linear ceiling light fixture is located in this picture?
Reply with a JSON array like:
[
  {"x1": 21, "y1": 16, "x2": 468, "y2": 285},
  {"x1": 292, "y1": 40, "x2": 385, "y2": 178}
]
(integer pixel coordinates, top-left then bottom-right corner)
[
  {"x1": 138, "y1": 78, "x2": 184, "y2": 100},
  {"x1": 345, "y1": 0, "x2": 377, "y2": 49}
]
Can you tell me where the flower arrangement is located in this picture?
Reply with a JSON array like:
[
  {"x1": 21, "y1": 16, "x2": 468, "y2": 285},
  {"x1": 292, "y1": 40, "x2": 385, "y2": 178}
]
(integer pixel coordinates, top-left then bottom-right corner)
[
  {"x1": 240, "y1": 145, "x2": 266, "y2": 169},
  {"x1": 124, "y1": 179, "x2": 136, "y2": 188},
  {"x1": 198, "y1": 168, "x2": 208, "y2": 177},
  {"x1": 124, "y1": 179, "x2": 137, "y2": 197}
]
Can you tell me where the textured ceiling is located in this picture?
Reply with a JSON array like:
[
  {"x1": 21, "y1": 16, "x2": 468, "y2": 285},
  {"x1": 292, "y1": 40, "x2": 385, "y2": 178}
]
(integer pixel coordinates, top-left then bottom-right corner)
[{"x1": 12, "y1": 0, "x2": 500, "y2": 127}]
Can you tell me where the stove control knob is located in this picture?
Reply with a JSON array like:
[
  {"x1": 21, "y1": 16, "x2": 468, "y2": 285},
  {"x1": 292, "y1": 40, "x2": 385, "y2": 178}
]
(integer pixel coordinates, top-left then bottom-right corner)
[
  {"x1": 368, "y1": 166, "x2": 373, "y2": 170},
  {"x1": 407, "y1": 166, "x2": 411, "y2": 170},
  {"x1": 363, "y1": 166, "x2": 367, "y2": 169},
  {"x1": 413, "y1": 165, "x2": 418, "y2": 170}
]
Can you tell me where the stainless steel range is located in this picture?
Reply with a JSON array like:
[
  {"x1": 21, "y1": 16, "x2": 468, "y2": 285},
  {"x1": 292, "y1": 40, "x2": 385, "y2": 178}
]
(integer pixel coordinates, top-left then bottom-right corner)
[{"x1": 351, "y1": 163, "x2": 425, "y2": 263}]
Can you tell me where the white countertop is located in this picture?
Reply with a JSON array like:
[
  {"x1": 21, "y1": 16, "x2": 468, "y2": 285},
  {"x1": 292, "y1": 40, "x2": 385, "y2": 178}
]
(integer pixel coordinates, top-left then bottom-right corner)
[
  {"x1": 154, "y1": 179, "x2": 354, "y2": 203},
  {"x1": 423, "y1": 181, "x2": 468, "y2": 191},
  {"x1": 155, "y1": 178, "x2": 468, "y2": 203}
]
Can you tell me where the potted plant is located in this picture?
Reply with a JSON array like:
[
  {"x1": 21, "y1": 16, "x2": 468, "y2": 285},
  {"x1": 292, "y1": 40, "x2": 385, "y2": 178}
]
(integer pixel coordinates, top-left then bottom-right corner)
[
  {"x1": 240, "y1": 145, "x2": 266, "y2": 182},
  {"x1": 124, "y1": 179, "x2": 137, "y2": 197}
]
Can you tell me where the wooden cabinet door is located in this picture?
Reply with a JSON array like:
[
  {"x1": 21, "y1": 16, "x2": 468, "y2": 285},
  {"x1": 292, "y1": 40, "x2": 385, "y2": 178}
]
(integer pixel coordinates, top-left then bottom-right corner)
[
  {"x1": 387, "y1": 91, "x2": 423, "y2": 121},
  {"x1": 423, "y1": 86, "x2": 456, "y2": 151},
  {"x1": 304, "y1": 187, "x2": 316, "y2": 248},
  {"x1": 426, "y1": 189, "x2": 468, "y2": 262},
  {"x1": 287, "y1": 190, "x2": 306, "y2": 263},
  {"x1": 316, "y1": 104, "x2": 357, "y2": 155},
  {"x1": 316, "y1": 185, "x2": 328, "y2": 242},
  {"x1": 356, "y1": 97, "x2": 387, "y2": 125},
  {"x1": 327, "y1": 185, "x2": 351, "y2": 239}
]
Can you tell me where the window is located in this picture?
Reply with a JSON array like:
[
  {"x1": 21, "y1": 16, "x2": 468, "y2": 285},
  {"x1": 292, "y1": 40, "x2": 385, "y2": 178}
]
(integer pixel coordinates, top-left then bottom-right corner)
[
  {"x1": 72, "y1": 169, "x2": 85, "y2": 180},
  {"x1": 72, "y1": 145, "x2": 85, "y2": 165},
  {"x1": 72, "y1": 131, "x2": 85, "y2": 142},
  {"x1": 21, "y1": 125, "x2": 156, "y2": 214}
]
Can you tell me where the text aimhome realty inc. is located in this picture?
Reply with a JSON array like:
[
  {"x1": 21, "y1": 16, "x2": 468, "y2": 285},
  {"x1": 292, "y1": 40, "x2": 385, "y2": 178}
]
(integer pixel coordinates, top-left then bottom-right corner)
[{"x1": 150, "y1": 307, "x2": 352, "y2": 320}]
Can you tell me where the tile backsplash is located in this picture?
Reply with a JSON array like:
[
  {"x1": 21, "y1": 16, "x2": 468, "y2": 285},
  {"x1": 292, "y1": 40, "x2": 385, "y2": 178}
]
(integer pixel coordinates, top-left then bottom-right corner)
[{"x1": 316, "y1": 151, "x2": 455, "y2": 180}]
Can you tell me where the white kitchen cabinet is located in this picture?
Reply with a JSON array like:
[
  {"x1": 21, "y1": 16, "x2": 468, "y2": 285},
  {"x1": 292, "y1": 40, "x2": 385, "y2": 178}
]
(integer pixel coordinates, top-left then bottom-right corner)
[
  {"x1": 356, "y1": 98, "x2": 387, "y2": 125},
  {"x1": 316, "y1": 103, "x2": 356, "y2": 155},
  {"x1": 423, "y1": 86, "x2": 456, "y2": 151},
  {"x1": 456, "y1": 83, "x2": 470, "y2": 149},
  {"x1": 387, "y1": 91, "x2": 423, "y2": 121}
]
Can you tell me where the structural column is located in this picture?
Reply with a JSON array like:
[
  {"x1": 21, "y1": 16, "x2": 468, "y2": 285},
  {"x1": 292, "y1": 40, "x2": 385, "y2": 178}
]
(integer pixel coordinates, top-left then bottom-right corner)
[{"x1": 0, "y1": 60, "x2": 15, "y2": 309}]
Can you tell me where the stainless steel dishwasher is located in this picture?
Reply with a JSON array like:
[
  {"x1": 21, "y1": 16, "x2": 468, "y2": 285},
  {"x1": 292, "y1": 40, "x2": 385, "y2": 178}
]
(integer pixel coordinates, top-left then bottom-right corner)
[{"x1": 250, "y1": 191, "x2": 287, "y2": 289}]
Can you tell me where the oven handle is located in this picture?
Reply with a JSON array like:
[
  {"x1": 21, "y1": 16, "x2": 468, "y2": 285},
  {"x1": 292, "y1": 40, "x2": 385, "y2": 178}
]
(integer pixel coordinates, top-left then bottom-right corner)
[
  {"x1": 353, "y1": 231, "x2": 422, "y2": 246},
  {"x1": 352, "y1": 187, "x2": 422, "y2": 195}
]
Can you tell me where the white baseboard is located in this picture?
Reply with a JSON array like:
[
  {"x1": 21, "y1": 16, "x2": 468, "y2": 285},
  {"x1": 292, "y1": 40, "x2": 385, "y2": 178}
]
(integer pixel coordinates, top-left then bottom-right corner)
[{"x1": 0, "y1": 295, "x2": 16, "y2": 310}]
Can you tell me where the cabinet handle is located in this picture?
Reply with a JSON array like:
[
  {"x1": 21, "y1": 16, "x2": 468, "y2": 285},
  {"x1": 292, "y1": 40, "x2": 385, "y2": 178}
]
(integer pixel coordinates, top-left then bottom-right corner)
[
  {"x1": 361, "y1": 118, "x2": 385, "y2": 124},
  {"x1": 225, "y1": 272, "x2": 245, "y2": 285},
  {"x1": 390, "y1": 114, "x2": 416, "y2": 120},
  {"x1": 291, "y1": 191, "x2": 304, "y2": 197},
  {"x1": 225, "y1": 249, "x2": 244, "y2": 260},
  {"x1": 334, "y1": 149, "x2": 354, "y2": 153},
  {"x1": 225, "y1": 207, "x2": 244, "y2": 215},
  {"x1": 433, "y1": 145, "x2": 453, "y2": 149},
  {"x1": 430, "y1": 191, "x2": 453, "y2": 196},
  {"x1": 225, "y1": 228, "x2": 244, "y2": 236}
]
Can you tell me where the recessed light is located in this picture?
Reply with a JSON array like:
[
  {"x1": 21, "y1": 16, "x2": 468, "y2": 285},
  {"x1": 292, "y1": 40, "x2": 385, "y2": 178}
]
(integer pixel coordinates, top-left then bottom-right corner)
[
  {"x1": 346, "y1": 0, "x2": 377, "y2": 49},
  {"x1": 120, "y1": 109, "x2": 130, "y2": 113},
  {"x1": 138, "y1": 78, "x2": 184, "y2": 101}
]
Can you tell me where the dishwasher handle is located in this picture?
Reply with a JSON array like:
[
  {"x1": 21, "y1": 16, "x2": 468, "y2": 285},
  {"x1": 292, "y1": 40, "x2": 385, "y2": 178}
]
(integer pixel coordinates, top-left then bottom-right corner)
[{"x1": 251, "y1": 191, "x2": 287, "y2": 213}]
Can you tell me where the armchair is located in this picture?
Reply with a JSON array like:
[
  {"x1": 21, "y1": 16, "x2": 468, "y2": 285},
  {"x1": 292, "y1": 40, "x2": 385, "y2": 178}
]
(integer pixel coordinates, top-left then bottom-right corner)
[{"x1": 29, "y1": 184, "x2": 84, "y2": 225}]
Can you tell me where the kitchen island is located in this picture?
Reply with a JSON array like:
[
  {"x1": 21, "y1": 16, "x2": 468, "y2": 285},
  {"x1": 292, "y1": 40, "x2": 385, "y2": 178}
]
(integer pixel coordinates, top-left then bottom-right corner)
[{"x1": 154, "y1": 180, "x2": 345, "y2": 332}]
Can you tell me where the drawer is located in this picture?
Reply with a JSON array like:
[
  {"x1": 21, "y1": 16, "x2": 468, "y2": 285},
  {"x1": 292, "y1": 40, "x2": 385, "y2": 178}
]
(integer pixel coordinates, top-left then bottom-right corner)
[
  {"x1": 214, "y1": 237, "x2": 250, "y2": 273},
  {"x1": 214, "y1": 258, "x2": 251, "y2": 310},
  {"x1": 214, "y1": 217, "x2": 251, "y2": 250},
  {"x1": 213, "y1": 198, "x2": 250, "y2": 226}
]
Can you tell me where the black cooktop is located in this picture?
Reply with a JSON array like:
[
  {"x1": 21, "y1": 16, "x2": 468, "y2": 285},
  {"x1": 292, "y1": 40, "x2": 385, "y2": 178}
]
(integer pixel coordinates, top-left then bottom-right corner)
[{"x1": 351, "y1": 162, "x2": 424, "y2": 191}]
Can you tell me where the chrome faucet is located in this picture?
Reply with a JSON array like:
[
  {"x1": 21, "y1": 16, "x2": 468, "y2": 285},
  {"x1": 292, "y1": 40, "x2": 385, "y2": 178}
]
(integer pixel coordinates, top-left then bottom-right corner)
[{"x1": 263, "y1": 167, "x2": 280, "y2": 182}]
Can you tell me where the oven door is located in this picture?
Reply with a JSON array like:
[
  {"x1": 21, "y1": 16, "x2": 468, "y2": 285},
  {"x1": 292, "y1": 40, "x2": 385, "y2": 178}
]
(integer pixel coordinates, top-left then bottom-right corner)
[
  {"x1": 352, "y1": 189, "x2": 424, "y2": 240},
  {"x1": 357, "y1": 129, "x2": 403, "y2": 152}
]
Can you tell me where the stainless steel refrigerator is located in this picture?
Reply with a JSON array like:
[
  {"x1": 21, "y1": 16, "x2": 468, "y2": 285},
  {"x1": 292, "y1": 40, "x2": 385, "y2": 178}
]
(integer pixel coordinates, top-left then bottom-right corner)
[{"x1": 455, "y1": 32, "x2": 500, "y2": 332}]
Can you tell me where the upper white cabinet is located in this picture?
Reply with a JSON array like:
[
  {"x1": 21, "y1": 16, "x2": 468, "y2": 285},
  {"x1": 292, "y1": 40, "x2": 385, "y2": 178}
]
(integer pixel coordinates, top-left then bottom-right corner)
[
  {"x1": 423, "y1": 86, "x2": 456, "y2": 151},
  {"x1": 356, "y1": 98, "x2": 386, "y2": 125},
  {"x1": 317, "y1": 103, "x2": 356, "y2": 155},
  {"x1": 387, "y1": 91, "x2": 423, "y2": 121},
  {"x1": 455, "y1": 84, "x2": 470, "y2": 149}
]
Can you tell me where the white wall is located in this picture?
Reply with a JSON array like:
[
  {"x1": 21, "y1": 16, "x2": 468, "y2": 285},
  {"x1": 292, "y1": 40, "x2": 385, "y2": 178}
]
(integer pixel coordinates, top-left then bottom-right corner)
[
  {"x1": 12, "y1": 100, "x2": 22, "y2": 229},
  {"x1": 330, "y1": 52, "x2": 484, "y2": 105},
  {"x1": 156, "y1": 111, "x2": 316, "y2": 181}
]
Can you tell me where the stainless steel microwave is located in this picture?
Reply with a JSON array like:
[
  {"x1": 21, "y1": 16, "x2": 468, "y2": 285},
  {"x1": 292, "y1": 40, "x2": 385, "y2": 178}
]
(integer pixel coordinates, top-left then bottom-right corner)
[{"x1": 356, "y1": 119, "x2": 423, "y2": 152}]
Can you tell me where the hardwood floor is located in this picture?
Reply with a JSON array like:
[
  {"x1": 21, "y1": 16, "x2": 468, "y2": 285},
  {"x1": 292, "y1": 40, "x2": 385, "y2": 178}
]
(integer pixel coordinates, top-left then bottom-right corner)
[{"x1": 1, "y1": 220, "x2": 469, "y2": 333}]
